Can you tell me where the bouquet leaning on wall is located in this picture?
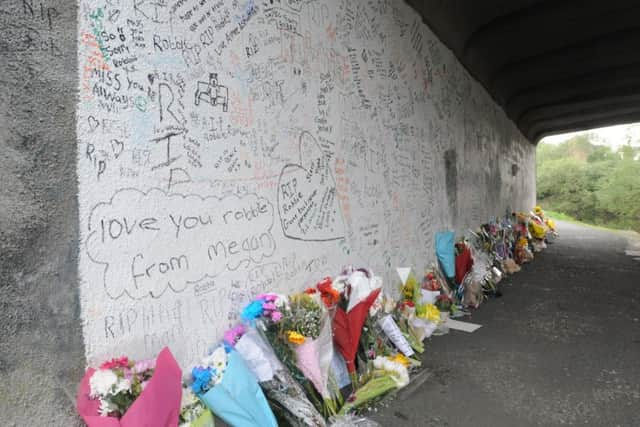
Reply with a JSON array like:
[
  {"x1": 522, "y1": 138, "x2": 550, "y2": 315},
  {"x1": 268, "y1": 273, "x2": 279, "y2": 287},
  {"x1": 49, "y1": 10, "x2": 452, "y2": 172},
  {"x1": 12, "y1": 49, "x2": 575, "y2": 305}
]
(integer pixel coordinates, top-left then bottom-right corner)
[
  {"x1": 277, "y1": 290, "x2": 342, "y2": 417},
  {"x1": 179, "y1": 386, "x2": 215, "y2": 427},
  {"x1": 76, "y1": 347, "x2": 182, "y2": 427},
  {"x1": 330, "y1": 268, "x2": 382, "y2": 385},
  {"x1": 190, "y1": 344, "x2": 278, "y2": 427},
  {"x1": 230, "y1": 293, "x2": 327, "y2": 427}
]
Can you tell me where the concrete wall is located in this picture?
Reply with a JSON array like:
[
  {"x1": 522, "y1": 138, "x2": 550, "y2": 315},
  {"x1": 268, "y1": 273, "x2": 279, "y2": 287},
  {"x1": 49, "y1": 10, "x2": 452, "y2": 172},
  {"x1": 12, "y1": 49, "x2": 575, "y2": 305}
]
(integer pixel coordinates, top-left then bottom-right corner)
[
  {"x1": 0, "y1": 1, "x2": 84, "y2": 425},
  {"x1": 2, "y1": 0, "x2": 534, "y2": 424}
]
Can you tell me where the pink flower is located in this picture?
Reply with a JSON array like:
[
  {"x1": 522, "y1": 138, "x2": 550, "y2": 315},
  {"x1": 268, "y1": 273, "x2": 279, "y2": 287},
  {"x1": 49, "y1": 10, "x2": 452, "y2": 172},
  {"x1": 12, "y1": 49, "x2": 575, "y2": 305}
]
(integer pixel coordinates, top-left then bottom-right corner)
[
  {"x1": 224, "y1": 324, "x2": 247, "y2": 346},
  {"x1": 270, "y1": 311, "x2": 282, "y2": 322},
  {"x1": 256, "y1": 293, "x2": 278, "y2": 302},
  {"x1": 262, "y1": 302, "x2": 276, "y2": 311}
]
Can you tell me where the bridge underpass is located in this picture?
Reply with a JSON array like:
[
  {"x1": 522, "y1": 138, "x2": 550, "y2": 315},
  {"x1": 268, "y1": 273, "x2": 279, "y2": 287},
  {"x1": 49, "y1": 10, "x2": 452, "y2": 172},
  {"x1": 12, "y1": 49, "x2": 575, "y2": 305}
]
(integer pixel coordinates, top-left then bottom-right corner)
[
  {"x1": 2, "y1": 1, "x2": 640, "y2": 425},
  {"x1": 406, "y1": 0, "x2": 640, "y2": 141},
  {"x1": 379, "y1": 2, "x2": 640, "y2": 424},
  {"x1": 370, "y1": 221, "x2": 640, "y2": 426}
]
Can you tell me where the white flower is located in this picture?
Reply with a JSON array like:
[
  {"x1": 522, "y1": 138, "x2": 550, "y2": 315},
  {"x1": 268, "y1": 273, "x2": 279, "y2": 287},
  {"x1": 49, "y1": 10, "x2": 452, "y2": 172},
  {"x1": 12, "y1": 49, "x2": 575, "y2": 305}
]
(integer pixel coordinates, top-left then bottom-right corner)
[
  {"x1": 372, "y1": 357, "x2": 410, "y2": 388},
  {"x1": 274, "y1": 294, "x2": 288, "y2": 310},
  {"x1": 98, "y1": 398, "x2": 118, "y2": 416},
  {"x1": 212, "y1": 371, "x2": 224, "y2": 386},
  {"x1": 89, "y1": 369, "x2": 118, "y2": 398},
  {"x1": 113, "y1": 378, "x2": 131, "y2": 394},
  {"x1": 210, "y1": 347, "x2": 227, "y2": 371},
  {"x1": 181, "y1": 387, "x2": 197, "y2": 408}
]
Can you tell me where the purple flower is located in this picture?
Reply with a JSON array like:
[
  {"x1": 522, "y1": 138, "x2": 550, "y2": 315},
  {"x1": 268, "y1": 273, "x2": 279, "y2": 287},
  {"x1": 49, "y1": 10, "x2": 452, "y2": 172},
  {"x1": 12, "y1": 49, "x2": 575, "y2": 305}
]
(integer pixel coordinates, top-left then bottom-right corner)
[
  {"x1": 123, "y1": 368, "x2": 133, "y2": 381},
  {"x1": 133, "y1": 359, "x2": 156, "y2": 374}
]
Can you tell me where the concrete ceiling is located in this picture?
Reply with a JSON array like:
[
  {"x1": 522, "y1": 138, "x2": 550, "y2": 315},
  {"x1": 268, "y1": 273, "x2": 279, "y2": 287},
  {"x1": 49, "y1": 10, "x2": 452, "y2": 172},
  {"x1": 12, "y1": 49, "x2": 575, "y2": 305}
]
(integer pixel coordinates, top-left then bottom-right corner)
[{"x1": 406, "y1": 0, "x2": 640, "y2": 142}]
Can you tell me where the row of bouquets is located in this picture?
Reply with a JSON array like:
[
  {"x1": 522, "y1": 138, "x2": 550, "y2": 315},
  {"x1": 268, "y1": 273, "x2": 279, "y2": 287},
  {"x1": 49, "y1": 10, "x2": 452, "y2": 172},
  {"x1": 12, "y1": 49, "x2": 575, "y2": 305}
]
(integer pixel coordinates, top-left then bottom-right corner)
[
  {"x1": 76, "y1": 267, "x2": 446, "y2": 427},
  {"x1": 76, "y1": 210, "x2": 556, "y2": 427}
]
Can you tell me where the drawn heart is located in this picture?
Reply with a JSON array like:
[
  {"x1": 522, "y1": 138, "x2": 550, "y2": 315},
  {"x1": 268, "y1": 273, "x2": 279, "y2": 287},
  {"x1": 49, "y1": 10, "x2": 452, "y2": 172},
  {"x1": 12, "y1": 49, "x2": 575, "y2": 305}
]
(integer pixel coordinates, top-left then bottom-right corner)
[
  {"x1": 277, "y1": 131, "x2": 345, "y2": 241},
  {"x1": 110, "y1": 139, "x2": 124, "y2": 159},
  {"x1": 88, "y1": 116, "x2": 99, "y2": 132}
]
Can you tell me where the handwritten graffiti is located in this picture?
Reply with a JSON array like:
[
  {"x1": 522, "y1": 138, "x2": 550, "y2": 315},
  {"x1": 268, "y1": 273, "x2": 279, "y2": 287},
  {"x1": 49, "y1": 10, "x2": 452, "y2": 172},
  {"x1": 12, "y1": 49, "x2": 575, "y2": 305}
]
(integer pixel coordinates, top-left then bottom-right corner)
[
  {"x1": 194, "y1": 73, "x2": 229, "y2": 112},
  {"x1": 86, "y1": 188, "x2": 277, "y2": 300},
  {"x1": 277, "y1": 132, "x2": 345, "y2": 241}
]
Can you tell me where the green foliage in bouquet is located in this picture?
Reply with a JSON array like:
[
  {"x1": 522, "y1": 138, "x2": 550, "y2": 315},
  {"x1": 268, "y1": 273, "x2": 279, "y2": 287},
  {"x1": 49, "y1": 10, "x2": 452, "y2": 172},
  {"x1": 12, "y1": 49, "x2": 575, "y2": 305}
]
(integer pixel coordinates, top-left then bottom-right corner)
[{"x1": 280, "y1": 293, "x2": 324, "y2": 339}]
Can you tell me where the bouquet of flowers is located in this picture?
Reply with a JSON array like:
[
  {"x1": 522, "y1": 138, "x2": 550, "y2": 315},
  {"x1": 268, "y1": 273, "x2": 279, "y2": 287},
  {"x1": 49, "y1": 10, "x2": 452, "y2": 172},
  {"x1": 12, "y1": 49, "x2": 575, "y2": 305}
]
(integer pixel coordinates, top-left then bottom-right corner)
[
  {"x1": 278, "y1": 291, "x2": 340, "y2": 416},
  {"x1": 330, "y1": 269, "x2": 382, "y2": 384},
  {"x1": 421, "y1": 269, "x2": 442, "y2": 291},
  {"x1": 400, "y1": 300, "x2": 439, "y2": 344},
  {"x1": 338, "y1": 355, "x2": 410, "y2": 415},
  {"x1": 232, "y1": 294, "x2": 327, "y2": 427},
  {"x1": 435, "y1": 294, "x2": 453, "y2": 314},
  {"x1": 76, "y1": 347, "x2": 182, "y2": 426},
  {"x1": 422, "y1": 267, "x2": 451, "y2": 301},
  {"x1": 179, "y1": 387, "x2": 214, "y2": 427},
  {"x1": 395, "y1": 274, "x2": 435, "y2": 352},
  {"x1": 191, "y1": 345, "x2": 277, "y2": 427}
]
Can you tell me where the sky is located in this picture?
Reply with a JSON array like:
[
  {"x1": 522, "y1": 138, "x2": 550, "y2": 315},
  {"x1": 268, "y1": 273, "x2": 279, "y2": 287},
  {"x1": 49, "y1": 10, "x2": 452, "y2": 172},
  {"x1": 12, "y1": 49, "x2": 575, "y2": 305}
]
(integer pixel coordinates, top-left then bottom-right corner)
[{"x1": 540, "y1": 123, "x2": 640, "y2": 149}]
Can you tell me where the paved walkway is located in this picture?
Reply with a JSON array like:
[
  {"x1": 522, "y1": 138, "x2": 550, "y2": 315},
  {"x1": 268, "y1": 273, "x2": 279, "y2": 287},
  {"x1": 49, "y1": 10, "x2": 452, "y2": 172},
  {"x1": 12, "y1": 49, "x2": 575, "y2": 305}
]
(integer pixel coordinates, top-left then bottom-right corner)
[{"x1": 370, "y1": 221, "x2": 640, "y2": 427}]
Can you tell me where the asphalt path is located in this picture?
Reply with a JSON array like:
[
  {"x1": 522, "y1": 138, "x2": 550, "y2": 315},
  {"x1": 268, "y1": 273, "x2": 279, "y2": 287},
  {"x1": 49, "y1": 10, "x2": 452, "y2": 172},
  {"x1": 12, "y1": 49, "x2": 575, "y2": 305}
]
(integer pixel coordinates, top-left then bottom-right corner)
[{"x1": 370, "y1": 221, "x2": 640, "y2": 427}]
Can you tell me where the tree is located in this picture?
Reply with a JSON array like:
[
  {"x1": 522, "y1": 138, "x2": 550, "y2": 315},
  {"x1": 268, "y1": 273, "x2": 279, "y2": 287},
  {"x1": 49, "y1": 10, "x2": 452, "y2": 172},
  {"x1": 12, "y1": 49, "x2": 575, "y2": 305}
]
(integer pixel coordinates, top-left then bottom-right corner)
[{"x1": 537, "y1": 136, "x2": 640, "y2": 231}]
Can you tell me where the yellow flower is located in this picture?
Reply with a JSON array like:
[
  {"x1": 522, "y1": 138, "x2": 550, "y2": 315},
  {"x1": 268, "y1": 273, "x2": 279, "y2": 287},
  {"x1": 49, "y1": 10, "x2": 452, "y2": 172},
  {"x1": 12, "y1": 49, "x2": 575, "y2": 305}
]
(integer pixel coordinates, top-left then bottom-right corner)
[
  {"x1": 417, "y1": 303, "x2": 440, "y2": 322},
  {"x1": 517, "y1": 237, "x2": 528, "y2": 248},
  {"x1": 286, "y1": 330, "x2": 306, "y2": 345},
  {"x1": 388, "y1": 353, "x2": 410, "y2": 368}
]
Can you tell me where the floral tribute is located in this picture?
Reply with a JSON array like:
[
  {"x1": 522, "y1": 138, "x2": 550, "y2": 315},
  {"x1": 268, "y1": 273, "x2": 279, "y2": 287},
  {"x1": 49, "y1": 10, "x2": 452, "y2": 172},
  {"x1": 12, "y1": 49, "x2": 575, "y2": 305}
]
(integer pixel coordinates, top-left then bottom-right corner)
[
  {"x1": 76, "y1": 347, "x2": 182, "y2": 426},
  {"x1": 75, "y1": 209, "x2": 554, "y2": 425}
]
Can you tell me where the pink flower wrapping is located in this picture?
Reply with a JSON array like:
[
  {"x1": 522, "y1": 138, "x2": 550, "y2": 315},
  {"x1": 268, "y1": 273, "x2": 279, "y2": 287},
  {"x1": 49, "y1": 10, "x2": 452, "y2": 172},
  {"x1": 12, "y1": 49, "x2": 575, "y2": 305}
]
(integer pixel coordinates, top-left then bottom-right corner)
[
  {"x1": 293, "y1": 320, "x2": 333, "y2": 398},
  {"x1": 76, "y1": 347, "x2": 182, "y2": 427}
]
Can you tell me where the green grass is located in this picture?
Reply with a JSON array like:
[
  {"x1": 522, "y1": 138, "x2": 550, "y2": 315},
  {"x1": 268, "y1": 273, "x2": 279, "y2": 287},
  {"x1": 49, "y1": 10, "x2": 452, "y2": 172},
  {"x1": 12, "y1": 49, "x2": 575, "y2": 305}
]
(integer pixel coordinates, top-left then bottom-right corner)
[{"x1": 544, "y1": 209, "x2": 622, "y2": 232}]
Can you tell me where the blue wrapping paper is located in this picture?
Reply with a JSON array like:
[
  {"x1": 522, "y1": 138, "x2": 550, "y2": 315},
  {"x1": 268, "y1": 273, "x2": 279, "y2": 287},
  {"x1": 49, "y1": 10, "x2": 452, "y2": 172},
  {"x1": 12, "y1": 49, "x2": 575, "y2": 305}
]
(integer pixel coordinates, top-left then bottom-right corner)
[
  {"x1": 199, "y1": 351, "x2": 277, "y2": 427},
  {"x1": 435, "y1": 231, "x2": 455, "y2": 280}
]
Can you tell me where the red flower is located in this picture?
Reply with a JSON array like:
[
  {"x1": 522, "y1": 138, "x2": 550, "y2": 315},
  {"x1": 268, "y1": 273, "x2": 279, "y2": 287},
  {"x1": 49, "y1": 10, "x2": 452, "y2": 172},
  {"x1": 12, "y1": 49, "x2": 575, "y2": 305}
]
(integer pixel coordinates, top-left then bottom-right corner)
[
  {"x1": 304, "y1": 287, "x2": 317, "y2": 294},
  {"x1": 99, "y1": 356, "x2": 130, "y2": 370},
  {"x1": 316, "y1": 277, "x2": 340, "y2": 307},
  {"x1": 436, "y1": 294, "x2": 451, "y2": 302}
]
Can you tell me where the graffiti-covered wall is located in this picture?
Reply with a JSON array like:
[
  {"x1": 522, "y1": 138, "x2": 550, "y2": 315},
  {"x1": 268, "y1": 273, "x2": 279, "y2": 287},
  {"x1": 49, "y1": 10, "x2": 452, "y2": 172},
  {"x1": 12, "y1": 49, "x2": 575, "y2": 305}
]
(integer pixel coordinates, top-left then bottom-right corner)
[{"x1": 77, "y1": 0, "x2": 535, "y2": 368}]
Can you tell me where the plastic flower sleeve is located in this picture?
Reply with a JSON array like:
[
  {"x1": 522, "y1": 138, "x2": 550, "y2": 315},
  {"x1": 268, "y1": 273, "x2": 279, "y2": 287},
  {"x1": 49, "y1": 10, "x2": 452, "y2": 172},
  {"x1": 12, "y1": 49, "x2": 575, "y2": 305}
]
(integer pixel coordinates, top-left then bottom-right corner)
[
  {"x1": 199, "y1": 350, "x2": 277, "y2": 427},
  {"x1": 435, "y1": 231, "x2": 456, "y2": 280},
  {"x1": 234, "y1": 328, "x2": 279, "y2": 382},
  {"x1": 377, "y1": 315, "x2": 414, "y2": 357},
  {"x1": 420, "y1": 289, "x2": 440, "y2": 304},
  {"x1": 263, "y1": 369, "x2": 327, "y2": 427},
  {"x1": 345, "y1": 270, "x2": 382, "y2": 313},
  {"x1": 294, "y1": 318, "x2": 334, "y2": 398},
  {"x1": 77, "y1": 347, "x2": 182, "y2": 427},
  {"x1": 333, "y1": 288, "x2": 382, "y2": 373}
]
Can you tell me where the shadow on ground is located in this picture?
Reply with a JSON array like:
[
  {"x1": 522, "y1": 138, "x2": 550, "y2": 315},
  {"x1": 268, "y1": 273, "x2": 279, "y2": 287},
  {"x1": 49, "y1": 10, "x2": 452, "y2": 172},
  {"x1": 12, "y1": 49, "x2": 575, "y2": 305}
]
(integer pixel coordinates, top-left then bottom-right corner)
[{"x1": 368, "y1": 221, "x2": 640, "y2": 427}]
